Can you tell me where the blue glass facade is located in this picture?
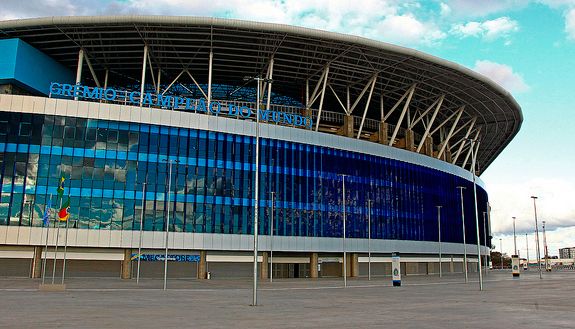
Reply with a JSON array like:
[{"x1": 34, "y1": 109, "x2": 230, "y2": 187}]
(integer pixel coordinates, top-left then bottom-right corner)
[{"x1": 0, "y1": 110, "x2": 490, "y2": 246}]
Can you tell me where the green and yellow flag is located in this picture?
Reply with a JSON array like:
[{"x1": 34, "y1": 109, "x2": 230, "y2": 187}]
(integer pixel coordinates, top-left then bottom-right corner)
[{"x1": 57, "y1": 175, "x2": 65, "y2": 198}]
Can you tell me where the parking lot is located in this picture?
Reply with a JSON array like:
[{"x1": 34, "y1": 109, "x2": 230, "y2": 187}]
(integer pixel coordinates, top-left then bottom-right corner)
[{"x1": 0, "y1": 270, "x2": 573, "y2": 328}]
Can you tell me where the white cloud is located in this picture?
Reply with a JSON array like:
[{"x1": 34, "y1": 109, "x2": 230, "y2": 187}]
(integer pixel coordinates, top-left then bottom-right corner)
[
  {"x1": 374, "y1": 14, "x2": 446, "y2": 46},
  {"x1": 451, "y1": 17, "x2": 519, "y2": 41},
  {"x1": 444, "y1": 0, "x2": 529, "y2": 18},
  {"x1": 566, "y1": 8, "x2": 575, "y2": 40},
  {"x1": 439, "y1": 2, "x2": 452, "y2": 16},
  {"x1": 472, "y1": 60, "x2": 529, "y2": 92},
  {"x1": 0, "y1": 0, "x2": 449, "y2": 48},
  {"x1": 488, "y1": 178, "x2": 575, "y2": 237}
]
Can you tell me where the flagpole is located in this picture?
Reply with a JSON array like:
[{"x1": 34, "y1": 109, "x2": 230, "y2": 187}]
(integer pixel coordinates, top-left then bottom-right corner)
[
  {"x1": 41, "y1": 194, "x2": 52, "y2": 285},
  {"x1": 51, "y1": 220, "x2": 60, "y2": 284},
  {"x1": 61, "y1": 209, "x2": 70, "y2": 284},
  {"x1": 51, "y1": 171, "x2": 64, "y2": 284}
]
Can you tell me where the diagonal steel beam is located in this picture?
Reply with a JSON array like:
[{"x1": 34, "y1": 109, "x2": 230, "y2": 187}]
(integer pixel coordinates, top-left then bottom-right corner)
[
  {"x1": 437, "y1": 106, "x2": 464, "y2": 159},
  {"x1": 415, "y1": 95, "x2": 444, "y2": 153},
  {"x1": 388, "y1": 85, "x2": 416, "y2": 146},
  {"x1": 452, "y1": 117, "x2": 477, "y2": 163},
  {"x1": 357, "y1": 74, "x2": 378, "y2": 138},
  {"x1": 314, "y1": 65, "x2": 330, "y2": 131}
]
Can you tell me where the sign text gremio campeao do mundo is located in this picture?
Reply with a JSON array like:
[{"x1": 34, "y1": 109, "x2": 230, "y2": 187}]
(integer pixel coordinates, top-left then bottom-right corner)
[{"x1": 49, "y1": 82, "x2": 313, "y2": 129}]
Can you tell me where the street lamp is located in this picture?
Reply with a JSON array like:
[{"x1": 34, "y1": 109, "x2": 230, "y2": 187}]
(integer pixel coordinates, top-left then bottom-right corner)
[
  {"x1": 339, "y1": 174, "x2": 348, "y2": 288},
  {"x1": 466, "y1": 137, "x2": 483, "y2": 291},
  {"x1": 456, "y1": 186, "x2": 468, "y2": 283},
  {"x1": 243, "y1": 75, "x2": 272, "y2": 306},
  {"x1": 137, "y1": 180, "x2": 147, "y2": 285},
  {"x1": 531, "y1": 196, "x2": 542, "y2": 279},
  {"x1": 367, "y1": 199, "x2": 372, "y2": 281},
  {"x1": 162, "y1": 158, "x2": 179, "y2": 290},
  {"x1": 436, "y1": 205, "x2": 442, "y2": 278},
  {"x1": 512, "y1": 216, "x2": 517, "y2": 256},
  {"x1": 270, "y1": 191, "x2": 275, "y2": 283},
  {"x1": 525, "y1": 233, "x2": 530, "y2": 270},
  {"x1": 483, "y1": 211, "x2": 488, "y2": 276},
  {"x1": 500, "y1": 238, "x2": 503, "y2": 270}
]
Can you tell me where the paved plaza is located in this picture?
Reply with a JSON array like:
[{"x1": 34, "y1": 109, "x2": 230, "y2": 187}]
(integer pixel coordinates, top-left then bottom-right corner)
[{"x1": 0, "y1": 270, "x2": 573, "y2": 328}]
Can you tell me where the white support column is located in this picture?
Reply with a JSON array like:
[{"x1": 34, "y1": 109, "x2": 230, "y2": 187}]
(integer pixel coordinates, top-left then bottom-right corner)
[
  {"x1": 416, "y1": 95, "x2": 444, "y2": 153},
  {"x1": 349, "y1": 74, "x2": 377, "y2": 115},
  {"x1": 162, "y1": 70, "x2": 185, "y2": 95},
  {"x1": 383, "y1": 85, "x2": 414, "y2": 122},
  {"x1": 147, "y1": 51, "x2": 157, "y2": 92},
  {"x1": 103, "y1": 69, "x2": 109, "y2": 89},
  {"x1": 75, "y1": 48, "x2": 84, "y2": 100},
  {"x1": 388, "y1": 86, "x2": 416, "y2": 146},
  {"x1": 305, "y1": 79, "x2": 310, "y2": 109},
  {"x1": 139, "y1": 44, "x2": 148, "y2": 106},
  {"x1": 84, "y1": 53, "x2": 100, "y2": 87},
  {"x1": 156, "y1": 68, "x2": 161, "y2": 94},
  {"x1": 266, "y1": 58, "x2": 274, "y2": 110},
  {"x1": 185, "y1": 70, "x2": 208, "y2": 99},
  {"x1": 380, "y1": 94, "x2": 384, "y2": 122},
  {"x1": 452, "y1": 117, "x2": 477, "y2": 163},
  {"x1": 462, "y1": 129, "x2": 481, "y2": 169},
  {"x1": 346, "y1": 86, "x2": 351, "y2": 114},
  {"x1": 314, "y1": 65, "x2": 330, "y2": 132},
  {"x1": 208, "y1": 51, "x2": 213, "y2": 105},
  {"x1": 429, "y1": 107, "x2": 462, "y2": 137},
  {"x1": 328, "y1": 85, "x2": 348, "y2": 115},
  {"x1": 308, "y1": 67, "x2": 329, "y2": 107},
  {"x1": 437, "y1": 107, "x2": 464, "y2": 159},
  {"x1": 357, "y1": 74, "x2": 378, "y2": 138}
]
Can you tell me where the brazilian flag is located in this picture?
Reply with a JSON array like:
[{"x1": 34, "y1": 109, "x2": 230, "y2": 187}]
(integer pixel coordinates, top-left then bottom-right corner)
[{"x1": 57, "y1": 175, "x2": 65, "y2": 198}]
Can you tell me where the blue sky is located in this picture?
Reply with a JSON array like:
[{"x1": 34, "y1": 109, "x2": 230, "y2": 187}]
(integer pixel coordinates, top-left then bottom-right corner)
[{"x1": 1, "y1": 0, "x2": 574, "y2": 257}]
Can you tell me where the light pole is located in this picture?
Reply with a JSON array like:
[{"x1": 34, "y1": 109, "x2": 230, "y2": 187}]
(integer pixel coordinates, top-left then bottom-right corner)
[
  {"x1": 483, "y1": 211, "x2": 488, "y2": 276},
  {"x1": 500, "y1": 238, "x2": 503, "y2": 270},
  {"x1": 340, "y1": 174, "x2": 348, "y2": 288},
  {"x1": 436, "y1": 205, "x2": 442, "y2": 278},
  {"x1": 542, "y1": 220, "x2": 549, "y2": 271},
  {"x1": 367, "y1": 199, "x2": 371, "y2": 281},
  {"x1": 467, "y1": 138, "x2": 483, "y2": 291},
  {"x1": 512, "y1": 216, "x2": 517, "y2": 256},
  {"x1": 525, "y1": 233, "x2": 530, "y2": 269},
  {"x1": 163, "y1": 159, "x2": 179, "y2": 290},
  {"x1": 244, "y1": 75, "x2": 272, "y2": 306},
  {"x1": 270, "y1": 191, "x2": 275, "y2": 283},
  {"x1": 531, "y1": 196, "x2": 542, "y2": 279},
  {"x1": 456, "y1": 186, "x2": 468, "y2": 283},
  {"x1": 137, "y1": 181, "x2": 146, "y2": 284}
]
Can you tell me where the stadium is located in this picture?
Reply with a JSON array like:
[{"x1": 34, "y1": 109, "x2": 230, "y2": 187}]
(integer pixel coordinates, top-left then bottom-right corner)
[{"x1": 0, "y1": 16, "x2": 521, "y2": 279}]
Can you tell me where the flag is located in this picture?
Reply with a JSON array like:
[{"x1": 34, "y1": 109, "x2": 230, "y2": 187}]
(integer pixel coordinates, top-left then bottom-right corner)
[
  {"x1": 42, "y1": 199, "x2": 52, "y2": 227},
  {"x1": 57, "y1": 175, "x2": 65, "y2": 198},
  {"x1": 58, "y1": 197, "x2": 70, "y2": 222}
]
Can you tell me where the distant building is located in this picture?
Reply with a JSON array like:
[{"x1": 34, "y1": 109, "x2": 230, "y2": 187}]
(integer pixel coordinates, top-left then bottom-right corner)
[{"x1": 559, "y1": 247, "x2": 575, "y2": 259}]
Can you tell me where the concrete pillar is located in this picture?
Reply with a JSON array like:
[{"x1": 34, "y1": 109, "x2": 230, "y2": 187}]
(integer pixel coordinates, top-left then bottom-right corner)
[
  {"x1": 197, "y1": 250, "x2": 207, "y2": 279},
  {"x1": 450, "y1": 256, "x2": 455, "y2": 273},
  {"x1": 445, "y1": 148, "x2": 452, "y2": 163},
  {"x1": 30, "y1": 246, "x2": 43, "y2": 278},
  {"x1": 121, "y1": 248, "x2": 131, "y2": 279},
  {"x1": 350, "y1": 253, "x2": 359, "y2": 277},
  {"x1": 423, "y1": 136, "x2": 433, "y2": 156},
  {"x1": 310, "y1": 253, "x2": 319, "y2": 278},
  {"x1": 260, "y1": 252, "x2": 269, "y2": 279},
  {"x1": 341, "y1": 115, "x2": 354, "y2": 137},
  {"x1": 404, "y1": 129, "x2": 415, "y2": 151}
]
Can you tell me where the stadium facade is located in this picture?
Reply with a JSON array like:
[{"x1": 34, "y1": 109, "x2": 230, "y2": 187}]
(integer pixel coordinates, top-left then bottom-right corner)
[{"x1": 0, "y1": 16, "x2": 521, "y2": 279}]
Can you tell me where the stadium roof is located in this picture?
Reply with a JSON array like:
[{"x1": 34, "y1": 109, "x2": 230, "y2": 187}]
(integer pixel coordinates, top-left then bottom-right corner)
[{"x1": 0, "y1": 16, "x2": 523, "y2": 174}]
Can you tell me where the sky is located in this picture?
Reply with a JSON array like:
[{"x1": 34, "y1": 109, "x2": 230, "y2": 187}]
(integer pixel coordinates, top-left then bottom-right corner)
[{"x1": 1, "y1": 0, "x2": 574, "y2": 258}]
